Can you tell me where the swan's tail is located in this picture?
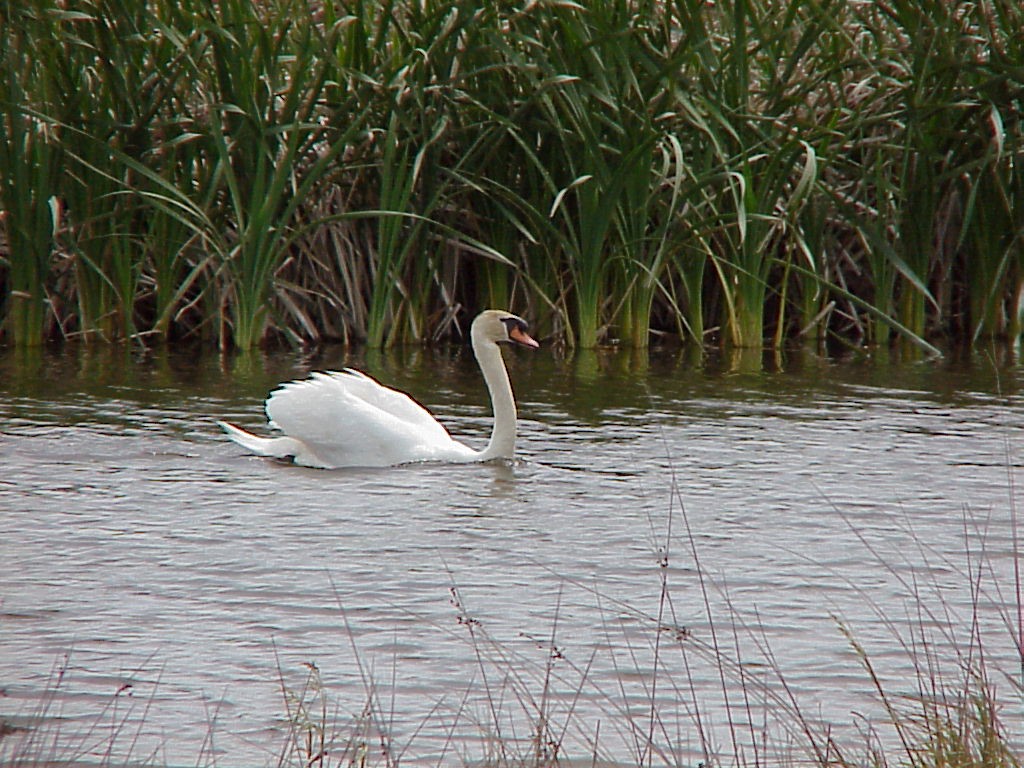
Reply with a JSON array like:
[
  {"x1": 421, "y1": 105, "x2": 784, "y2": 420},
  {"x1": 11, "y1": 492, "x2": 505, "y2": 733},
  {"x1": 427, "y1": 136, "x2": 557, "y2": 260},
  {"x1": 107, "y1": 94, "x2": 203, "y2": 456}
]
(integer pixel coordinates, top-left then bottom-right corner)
[{"x1": 217, "y1": 421, "x2": 303, "y2": 459}]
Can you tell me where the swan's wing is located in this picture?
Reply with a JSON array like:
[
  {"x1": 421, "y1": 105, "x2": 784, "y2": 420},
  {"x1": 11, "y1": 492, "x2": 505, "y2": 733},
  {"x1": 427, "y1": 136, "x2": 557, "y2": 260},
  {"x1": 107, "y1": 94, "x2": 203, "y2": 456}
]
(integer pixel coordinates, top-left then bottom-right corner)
[
  {"x1": 317, "y1": 370, "x2": 450, "y2": 435},
  {"x1": 264, "y1": 370, "x2": 471, "y2": 467}
]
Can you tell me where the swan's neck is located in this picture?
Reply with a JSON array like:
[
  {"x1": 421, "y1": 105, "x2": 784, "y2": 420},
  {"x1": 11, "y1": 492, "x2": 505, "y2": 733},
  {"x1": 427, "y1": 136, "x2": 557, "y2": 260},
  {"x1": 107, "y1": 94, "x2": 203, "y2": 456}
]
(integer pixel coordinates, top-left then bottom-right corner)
[{"x1": 473, "y1": 333, "x2": 517, "y2": 460}]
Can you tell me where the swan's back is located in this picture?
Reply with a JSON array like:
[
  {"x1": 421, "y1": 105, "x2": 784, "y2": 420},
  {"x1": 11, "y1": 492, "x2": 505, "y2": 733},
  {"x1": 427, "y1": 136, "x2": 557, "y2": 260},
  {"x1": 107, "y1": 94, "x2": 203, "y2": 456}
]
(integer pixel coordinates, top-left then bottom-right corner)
[{"x1": 265, "y1": 370, "x2": 476, "y2": 467}]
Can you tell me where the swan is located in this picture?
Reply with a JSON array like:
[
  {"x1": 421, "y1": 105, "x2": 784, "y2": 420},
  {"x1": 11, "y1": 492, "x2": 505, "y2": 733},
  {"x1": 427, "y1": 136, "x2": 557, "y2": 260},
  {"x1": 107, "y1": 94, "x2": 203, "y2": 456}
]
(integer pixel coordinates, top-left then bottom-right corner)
[{"x1": 217, "y1": 310, "x2": 539, "y2": 468}]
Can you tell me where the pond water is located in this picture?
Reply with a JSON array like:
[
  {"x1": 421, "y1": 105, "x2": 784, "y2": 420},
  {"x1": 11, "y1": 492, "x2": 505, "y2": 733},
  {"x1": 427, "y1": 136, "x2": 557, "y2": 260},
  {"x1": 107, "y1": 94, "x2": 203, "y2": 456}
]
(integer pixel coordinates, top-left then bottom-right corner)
[{"x1": 0, "y1": 341, "x2": 1021, "y2": 766}]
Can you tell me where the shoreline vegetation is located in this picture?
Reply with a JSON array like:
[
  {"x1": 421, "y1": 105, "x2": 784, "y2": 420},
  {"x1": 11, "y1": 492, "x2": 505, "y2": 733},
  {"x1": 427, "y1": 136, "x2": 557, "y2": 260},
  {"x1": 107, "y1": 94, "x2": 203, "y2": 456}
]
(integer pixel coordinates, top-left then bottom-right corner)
[
  {"x1": 1, "y1": 0, "x2": 1021, "y2": 351},
  {"x1": 2, "y1": 495, "x2": 1021, "y2": 767}
]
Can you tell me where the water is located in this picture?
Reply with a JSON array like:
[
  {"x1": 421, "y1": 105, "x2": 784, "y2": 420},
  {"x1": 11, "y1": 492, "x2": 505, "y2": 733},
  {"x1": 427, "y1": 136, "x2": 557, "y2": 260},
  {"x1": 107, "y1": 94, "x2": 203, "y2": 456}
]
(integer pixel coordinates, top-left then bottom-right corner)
[{"x1": 1, "y1": 343, "x2": 1021, "y2": 766}]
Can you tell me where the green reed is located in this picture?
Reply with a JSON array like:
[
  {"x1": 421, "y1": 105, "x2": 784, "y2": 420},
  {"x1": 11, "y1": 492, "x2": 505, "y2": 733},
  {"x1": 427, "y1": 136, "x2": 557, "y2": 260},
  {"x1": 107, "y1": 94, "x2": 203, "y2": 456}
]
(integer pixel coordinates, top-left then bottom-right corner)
[
  {"x1": 0, "y1": 102, "x2": 58, "y2": 348},
  {"x1": 589, "y1": 2, "x2": 691, "y2": 350},
  {"x1": 194, "y1": 0, "x2": 344, "y2": 349},
  {"x1": 536, "y1": 1, "x2": 652, "y2": 350},
  {"x1": 339, "y1": 0, "x2": 524, "y2": 347},
  {"x1": 58, "y1": 0, "x2": 156, "y2": 342},
  {"x1": 826, "y1": 0, "x2": 1024, "y2": 348},
  {"x1": 1, "y1": 0, "x2": 1022, "y2": 351},
  {"x1": 0, "y1": 3, "x2": 63, "y2": 346},
  {"x1": 682, "y1": 0, "x2": 832, "y2": 348},
  {"x1": 362, "y1": 0, "x2": 455, "y2": 348},
  {"x1": 461, "y1": 0, "x2": 695, "y2": 348}
]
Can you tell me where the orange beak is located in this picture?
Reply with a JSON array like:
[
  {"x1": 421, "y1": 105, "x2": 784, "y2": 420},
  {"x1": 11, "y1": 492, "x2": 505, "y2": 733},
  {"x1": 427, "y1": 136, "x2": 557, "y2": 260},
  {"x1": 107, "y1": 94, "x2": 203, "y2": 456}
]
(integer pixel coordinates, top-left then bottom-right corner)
[{"x1": 508, "y1": 325, "x2": 540, "y2": 348}]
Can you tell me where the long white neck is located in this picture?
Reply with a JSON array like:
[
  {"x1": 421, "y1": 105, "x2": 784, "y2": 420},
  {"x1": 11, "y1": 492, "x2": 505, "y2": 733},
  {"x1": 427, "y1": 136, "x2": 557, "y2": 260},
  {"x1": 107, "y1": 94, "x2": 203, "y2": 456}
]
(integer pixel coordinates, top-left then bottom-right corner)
[{"x1": 472, "y1": 331, "x2": 517, "y2": 460}]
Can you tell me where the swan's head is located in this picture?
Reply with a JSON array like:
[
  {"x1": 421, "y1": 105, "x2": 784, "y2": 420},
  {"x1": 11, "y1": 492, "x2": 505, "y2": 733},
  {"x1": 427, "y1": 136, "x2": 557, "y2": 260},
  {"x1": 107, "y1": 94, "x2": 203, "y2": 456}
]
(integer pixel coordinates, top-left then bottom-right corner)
[{"x1": 472, "y1": 310, "x2": 540, "y2": 349}]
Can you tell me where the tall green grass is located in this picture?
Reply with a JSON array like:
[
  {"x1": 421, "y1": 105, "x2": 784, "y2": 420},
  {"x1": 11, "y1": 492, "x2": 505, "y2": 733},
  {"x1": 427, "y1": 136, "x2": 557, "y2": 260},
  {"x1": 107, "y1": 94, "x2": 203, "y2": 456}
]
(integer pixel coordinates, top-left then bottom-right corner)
[
  {"x1": 0, "y1": 2, "x2": 63, "y2": 347},
  {"x1": 1, "y1": 0, "x2": 1022, "y2": 351}
]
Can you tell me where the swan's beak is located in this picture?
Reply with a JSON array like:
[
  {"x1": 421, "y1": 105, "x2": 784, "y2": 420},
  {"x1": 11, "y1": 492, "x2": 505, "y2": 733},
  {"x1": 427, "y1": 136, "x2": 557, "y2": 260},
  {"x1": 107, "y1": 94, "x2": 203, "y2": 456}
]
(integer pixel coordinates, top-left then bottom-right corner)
[{"x1": 508, "y1": 325, "x2": 540, "y2": 348}]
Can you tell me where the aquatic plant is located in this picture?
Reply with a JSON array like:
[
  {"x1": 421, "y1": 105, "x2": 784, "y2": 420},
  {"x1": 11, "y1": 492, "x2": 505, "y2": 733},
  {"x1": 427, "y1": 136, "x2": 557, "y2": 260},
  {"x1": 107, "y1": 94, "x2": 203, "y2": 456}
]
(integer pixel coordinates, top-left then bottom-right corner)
[
  {"x1": 0, "y1": 2, "x2": 63, "y2": 347},
  {"x1": 1, "y1": 0, "x2": 1022, "y2": 351}
]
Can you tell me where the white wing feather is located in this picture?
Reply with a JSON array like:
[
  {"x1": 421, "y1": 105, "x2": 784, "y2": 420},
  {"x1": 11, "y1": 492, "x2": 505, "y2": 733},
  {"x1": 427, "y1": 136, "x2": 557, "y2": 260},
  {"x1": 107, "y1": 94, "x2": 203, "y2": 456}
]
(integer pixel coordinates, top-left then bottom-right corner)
[{"x1": 262, "y1": 370, "x2": 475, "y2": 468}]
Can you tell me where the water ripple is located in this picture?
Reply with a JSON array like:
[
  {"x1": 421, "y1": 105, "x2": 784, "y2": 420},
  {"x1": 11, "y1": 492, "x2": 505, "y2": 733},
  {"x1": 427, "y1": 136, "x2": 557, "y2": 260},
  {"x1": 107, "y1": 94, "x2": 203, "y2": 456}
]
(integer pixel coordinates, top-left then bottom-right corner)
[{"x1": 1, "y1": 350, "x2": 1021, "y2": 764}]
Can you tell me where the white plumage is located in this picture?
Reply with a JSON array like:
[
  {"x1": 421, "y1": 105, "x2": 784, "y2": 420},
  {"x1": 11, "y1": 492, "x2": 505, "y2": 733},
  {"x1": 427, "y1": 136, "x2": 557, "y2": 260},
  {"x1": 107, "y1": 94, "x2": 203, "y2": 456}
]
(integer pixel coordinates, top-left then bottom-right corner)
[{"x1": 218, "y1": 310, "x2": 539, "y2": 469}]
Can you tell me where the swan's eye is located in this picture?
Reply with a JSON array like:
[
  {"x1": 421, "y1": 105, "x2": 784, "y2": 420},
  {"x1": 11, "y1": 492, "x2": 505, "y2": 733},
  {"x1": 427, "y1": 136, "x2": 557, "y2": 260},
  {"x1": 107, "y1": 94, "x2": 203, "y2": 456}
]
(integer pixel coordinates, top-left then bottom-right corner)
[
  {"x1": 500, "y1": 316, "x2": 540, "y2": 348},
  {"x1": 500, "y1": 316, "x2": 529, "y2": 336}
]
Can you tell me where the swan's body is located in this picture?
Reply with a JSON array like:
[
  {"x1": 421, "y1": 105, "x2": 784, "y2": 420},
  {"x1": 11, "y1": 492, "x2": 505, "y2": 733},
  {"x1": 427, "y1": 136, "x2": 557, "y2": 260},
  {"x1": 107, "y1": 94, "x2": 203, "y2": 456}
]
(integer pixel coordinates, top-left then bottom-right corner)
[{"x1": 218, "y1": 310, "x2": 538, "y2": 469}]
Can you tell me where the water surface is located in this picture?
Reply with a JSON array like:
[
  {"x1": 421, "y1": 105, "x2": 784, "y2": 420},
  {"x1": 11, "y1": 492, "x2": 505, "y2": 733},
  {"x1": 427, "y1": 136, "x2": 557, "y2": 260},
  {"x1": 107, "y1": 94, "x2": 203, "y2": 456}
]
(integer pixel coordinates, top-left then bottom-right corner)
[{"x1": 1, "y1": 343, "x2": 1021, "y2": 765}]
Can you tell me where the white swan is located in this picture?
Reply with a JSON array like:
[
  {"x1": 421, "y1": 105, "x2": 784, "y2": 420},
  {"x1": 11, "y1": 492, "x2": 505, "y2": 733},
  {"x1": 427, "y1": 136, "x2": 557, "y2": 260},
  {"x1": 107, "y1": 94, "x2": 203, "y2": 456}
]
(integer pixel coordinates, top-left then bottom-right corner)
[{"x1": 217, "y1": 310, "x2": 539, "y2": 468}]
